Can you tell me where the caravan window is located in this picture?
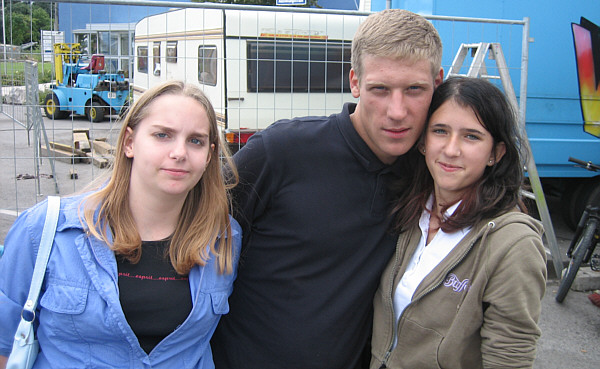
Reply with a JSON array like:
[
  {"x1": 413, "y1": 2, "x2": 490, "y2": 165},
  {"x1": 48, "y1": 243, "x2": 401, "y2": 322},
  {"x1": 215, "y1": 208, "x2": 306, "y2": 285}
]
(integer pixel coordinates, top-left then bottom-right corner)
[
  {"x1": 153, "y1": 42, "x2": 161, "y2": 76},
  {"x1": 198, "y1": 46, "x2": 217, "y2": 86},
  {"x1": 137, "y1": 46, "x2": 148, "y2": 73},
  {"x1": 167, "y1": 41, "x2": 177, "y2": 63},
  {"x1": 247, "y1": 40, "x2": 351, "y2": 93}
]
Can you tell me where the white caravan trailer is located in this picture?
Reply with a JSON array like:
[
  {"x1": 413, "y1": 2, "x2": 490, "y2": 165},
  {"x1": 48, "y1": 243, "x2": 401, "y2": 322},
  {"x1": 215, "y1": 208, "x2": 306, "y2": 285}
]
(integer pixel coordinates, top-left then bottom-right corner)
[{"x1": 134, "y1": 8, "x2": 364, "y2": 149}]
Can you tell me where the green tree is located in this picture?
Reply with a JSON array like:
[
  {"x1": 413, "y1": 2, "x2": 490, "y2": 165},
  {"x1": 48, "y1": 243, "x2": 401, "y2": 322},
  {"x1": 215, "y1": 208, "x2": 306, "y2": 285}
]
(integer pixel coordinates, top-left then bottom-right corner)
[
  {"x1": 2, "y1": 1, "x2": 51, "y2": 46},
  {"x1": 193, "y1": 0, "x2": 320, "y2": 7}
]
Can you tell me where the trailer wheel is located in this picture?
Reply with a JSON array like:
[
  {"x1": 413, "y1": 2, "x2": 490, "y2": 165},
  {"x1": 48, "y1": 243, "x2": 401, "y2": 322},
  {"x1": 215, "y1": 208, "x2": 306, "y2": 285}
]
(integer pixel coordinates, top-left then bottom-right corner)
[
  {"x1": 86, "y1": 102, "x2": 105, "y2": 122},
  {"x1": 44, "y1": 93, "x2": 69, "y2": 119}
]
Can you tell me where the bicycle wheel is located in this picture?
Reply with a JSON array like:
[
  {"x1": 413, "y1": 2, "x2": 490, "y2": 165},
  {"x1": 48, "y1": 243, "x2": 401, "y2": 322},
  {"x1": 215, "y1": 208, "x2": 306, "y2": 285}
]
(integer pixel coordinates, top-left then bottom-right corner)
[{"x1": 556, "y1": 218, "x2": 598, "y2": 302}]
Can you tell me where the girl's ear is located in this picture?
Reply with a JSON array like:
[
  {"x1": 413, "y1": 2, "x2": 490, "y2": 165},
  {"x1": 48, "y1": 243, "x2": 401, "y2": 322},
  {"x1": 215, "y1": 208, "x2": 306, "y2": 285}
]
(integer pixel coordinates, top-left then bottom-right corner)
[
  {"x1": 488, "y1": 142, "x2": 506, "y2": 166},
  {"x1": 123, "y1": 127, "x2": 135, "y2": 158},
  {"x1": 418, "y1": 142, "x2": 426, "y2": 155}
]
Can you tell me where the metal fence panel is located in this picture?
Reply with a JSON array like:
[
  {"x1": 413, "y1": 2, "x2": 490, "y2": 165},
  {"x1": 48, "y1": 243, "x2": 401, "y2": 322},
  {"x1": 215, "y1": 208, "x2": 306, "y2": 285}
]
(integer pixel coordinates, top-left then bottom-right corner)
[{"x1": 0, "y1": 0, "x2": 527, "y2": 242}]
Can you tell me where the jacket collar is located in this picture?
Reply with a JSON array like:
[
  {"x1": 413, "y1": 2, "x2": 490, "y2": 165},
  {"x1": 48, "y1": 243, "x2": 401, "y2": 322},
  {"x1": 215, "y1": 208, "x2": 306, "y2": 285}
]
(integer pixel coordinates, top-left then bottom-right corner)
[
  {"x1": 337, "y1": 103, "x2": 413, "y2": 178},
  {"x1": 337, "y1": 103, "x2": 394, "y2": 174},
  {"x1": 55, "y1": 192, "x2": 115, "y2": 247},
  {"x1": 56, "y1": 192, "x2": 93, "y2": 232}
]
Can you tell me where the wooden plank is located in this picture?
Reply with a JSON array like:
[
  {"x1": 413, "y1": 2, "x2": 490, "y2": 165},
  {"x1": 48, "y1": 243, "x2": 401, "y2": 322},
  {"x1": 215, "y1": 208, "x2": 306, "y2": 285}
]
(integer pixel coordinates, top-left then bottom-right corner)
[
  {"x1": 48, "y1": 141, "x2": 73, "y2": 152},
  {"x1": 48, "y1": 141, "x2": 90, "y2": 163},
  {"x1": 48, "y1": 141, "x2": 87, "y2": 157},
  {"x1": 69, "y1": 168, "x2": 78, "y2": 179},
  {"x1": 86, "y1": 151, "x2": 110, "y2": 168},
  {"x1": 73, "y1": 132, "x2": 91, "y2": 152},
  {"x1": 100, "y1": 151, "x2": 115, "y2": 167},
  {"x1": 40, "y1": 145, "x2": 80, "y2": 164},
  {"x1": 91, "y1": 139, "x2": 115, "y2": 155},
  {"x1": 72, "y1": 128, "x2": 90, "y2": 138}
]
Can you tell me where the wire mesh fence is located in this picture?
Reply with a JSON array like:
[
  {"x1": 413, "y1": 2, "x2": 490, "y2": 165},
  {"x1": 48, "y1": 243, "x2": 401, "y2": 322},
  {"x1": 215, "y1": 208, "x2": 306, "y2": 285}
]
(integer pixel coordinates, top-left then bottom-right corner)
[{"x1": 0, "y1": 0, "x2": 528, "y2": 242}]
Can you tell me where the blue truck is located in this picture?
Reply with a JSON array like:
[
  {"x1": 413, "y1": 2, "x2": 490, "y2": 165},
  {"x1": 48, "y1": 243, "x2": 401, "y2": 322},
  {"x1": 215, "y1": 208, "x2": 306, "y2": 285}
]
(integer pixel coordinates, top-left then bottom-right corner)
[{"x1": 44, "y1": 43, "x2": 129, "y2": 123}]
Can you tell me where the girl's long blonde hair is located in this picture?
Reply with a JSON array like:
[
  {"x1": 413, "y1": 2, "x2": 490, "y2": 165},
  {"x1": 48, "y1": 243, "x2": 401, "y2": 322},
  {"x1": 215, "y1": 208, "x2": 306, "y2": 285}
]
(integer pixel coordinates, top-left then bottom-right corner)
[{"x1": 82, "y1": 81, "x2": 238, "y2": 275}]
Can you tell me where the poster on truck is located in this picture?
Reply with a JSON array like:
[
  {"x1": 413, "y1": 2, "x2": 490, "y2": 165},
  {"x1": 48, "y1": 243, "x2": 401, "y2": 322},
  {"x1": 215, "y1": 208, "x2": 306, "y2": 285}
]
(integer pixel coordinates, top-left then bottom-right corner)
[{"x1": 572, "y1": 17, "x2": 600, "y2": 138}]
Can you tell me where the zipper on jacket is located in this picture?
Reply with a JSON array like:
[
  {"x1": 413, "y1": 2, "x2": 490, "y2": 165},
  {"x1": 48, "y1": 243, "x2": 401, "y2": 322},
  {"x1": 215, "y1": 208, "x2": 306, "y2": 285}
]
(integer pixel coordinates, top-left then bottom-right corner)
[
  {"x1": 382, "y1": 221, "x2": 495, "y2": 367},
  {"x1": 379, "y1": 237, "x2": 477, "y2": 367},
  {"x1": 380, "y1": 235, "x2": 403, "y2": 368}
]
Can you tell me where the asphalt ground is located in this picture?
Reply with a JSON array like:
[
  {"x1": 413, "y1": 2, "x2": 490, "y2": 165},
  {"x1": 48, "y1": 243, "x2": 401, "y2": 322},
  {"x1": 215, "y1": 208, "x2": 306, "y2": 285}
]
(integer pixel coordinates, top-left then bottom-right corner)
[
  {"x1": 0, "y1": 105, "x2": 117, "y2": 240},
  {"x1": 0, "y1": 108, "x2": 598, "y2": 368}
]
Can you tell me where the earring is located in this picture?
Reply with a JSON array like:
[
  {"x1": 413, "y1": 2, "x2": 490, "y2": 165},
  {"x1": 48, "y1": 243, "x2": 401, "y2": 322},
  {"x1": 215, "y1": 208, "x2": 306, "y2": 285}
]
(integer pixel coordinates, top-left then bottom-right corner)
[
  {"x1": 422, "y1": 148, "x2": 426, "y2": 154},
  {"x1": 489, "y1": 159, "x2": 494, "y2": 164}
]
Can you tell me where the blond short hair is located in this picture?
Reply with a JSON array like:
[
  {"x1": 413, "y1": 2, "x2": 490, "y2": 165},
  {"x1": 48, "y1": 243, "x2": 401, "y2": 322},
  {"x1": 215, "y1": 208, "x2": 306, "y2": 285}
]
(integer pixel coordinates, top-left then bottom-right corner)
[{"x1": 351, "y1": 9, "x2": 442, "y2": 80}]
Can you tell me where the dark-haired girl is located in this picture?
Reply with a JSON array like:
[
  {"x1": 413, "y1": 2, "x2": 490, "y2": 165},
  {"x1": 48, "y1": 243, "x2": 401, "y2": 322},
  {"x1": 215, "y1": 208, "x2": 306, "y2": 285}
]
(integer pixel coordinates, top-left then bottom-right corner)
[{"x1": 371, "y1": 77, "x2": 547, "y2": 369}]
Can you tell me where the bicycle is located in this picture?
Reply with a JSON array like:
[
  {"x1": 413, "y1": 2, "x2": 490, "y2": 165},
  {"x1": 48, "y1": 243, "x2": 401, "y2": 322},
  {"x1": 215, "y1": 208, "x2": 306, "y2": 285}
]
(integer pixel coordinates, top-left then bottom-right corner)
[{"x1": 555, "y1": 157, "x2": 600, "y2": 302}]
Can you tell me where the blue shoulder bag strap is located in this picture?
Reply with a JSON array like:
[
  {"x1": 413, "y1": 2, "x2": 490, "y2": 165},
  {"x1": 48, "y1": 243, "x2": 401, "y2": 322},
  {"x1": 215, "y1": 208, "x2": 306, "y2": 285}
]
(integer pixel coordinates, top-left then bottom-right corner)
[
  {"x1": 22, "y1": 195, "x2": 61, "y2": 320},
  {"x1": 8, "y1": 196, "x2": 60, "y2": 369}
]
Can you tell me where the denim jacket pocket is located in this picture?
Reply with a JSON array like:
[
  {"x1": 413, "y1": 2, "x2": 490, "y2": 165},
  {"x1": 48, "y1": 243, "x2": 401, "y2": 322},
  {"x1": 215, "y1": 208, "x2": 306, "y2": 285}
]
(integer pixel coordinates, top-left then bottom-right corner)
[
  {"x1": 210, "y1": 291, "x2": 230, "y2": 315},
  {"x1": 40, "y1": 284, "x2": 88, "y2": 314}
]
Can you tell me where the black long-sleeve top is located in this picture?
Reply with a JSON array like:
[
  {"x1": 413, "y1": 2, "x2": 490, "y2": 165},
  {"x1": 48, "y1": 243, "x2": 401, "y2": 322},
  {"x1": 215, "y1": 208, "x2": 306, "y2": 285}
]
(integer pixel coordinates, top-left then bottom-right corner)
[{"x1": 212, "y1": 103, "x2": 406, "y2": 369}]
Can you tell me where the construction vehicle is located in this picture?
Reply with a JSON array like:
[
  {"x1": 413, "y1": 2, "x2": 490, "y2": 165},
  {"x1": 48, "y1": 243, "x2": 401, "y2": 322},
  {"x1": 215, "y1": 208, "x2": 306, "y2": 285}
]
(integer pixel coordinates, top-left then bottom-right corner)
[{"x1": 44, "y1": 43, "x2": 129, "y2": 122}]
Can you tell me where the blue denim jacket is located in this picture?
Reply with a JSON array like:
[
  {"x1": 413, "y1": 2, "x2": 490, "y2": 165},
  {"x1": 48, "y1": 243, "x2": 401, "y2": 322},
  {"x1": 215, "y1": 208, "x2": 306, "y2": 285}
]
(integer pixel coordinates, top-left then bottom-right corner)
[{"x1": 0, "y1": 193, "x2": 241, "y2": 369}]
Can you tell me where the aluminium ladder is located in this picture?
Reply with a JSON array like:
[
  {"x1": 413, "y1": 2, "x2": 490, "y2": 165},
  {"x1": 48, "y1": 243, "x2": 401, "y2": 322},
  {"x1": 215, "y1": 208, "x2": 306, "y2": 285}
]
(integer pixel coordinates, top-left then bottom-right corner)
[{"x1": 447, "y1": 42, "x2": 563, "y2": 278}]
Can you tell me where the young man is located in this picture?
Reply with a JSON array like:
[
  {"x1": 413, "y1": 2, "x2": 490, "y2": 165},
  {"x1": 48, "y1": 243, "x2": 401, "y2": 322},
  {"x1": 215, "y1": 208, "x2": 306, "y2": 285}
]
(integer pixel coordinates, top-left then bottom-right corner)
[{"x1": 211, "y1": 9, "x2": 444, "y2": 369}]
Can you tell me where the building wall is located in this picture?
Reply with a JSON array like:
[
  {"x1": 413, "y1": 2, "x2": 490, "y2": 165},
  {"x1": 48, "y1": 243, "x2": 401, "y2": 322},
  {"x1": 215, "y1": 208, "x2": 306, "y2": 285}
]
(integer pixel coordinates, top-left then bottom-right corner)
[{"x1": 58, "y1": 0, "x2": 358, "y2": 43}]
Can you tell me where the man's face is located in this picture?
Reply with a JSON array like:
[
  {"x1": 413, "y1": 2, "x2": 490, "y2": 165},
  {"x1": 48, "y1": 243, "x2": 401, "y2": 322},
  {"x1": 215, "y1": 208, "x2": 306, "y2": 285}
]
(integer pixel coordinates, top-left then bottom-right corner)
[{"x1": 349, "y1": 55, "x2": 443, "y2": 164}]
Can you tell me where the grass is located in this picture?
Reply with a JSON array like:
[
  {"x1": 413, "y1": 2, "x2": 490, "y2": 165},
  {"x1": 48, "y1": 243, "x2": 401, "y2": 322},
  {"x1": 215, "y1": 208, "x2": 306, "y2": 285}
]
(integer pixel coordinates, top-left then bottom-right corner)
[{"x1": 0, "y1": 60, "x2": 54, "y2": 86}]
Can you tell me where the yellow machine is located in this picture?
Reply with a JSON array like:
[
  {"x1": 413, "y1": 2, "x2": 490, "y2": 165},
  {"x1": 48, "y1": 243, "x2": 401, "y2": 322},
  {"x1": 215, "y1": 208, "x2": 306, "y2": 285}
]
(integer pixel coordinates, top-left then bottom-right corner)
[{"x1": 53, "y1": 43, "x2": 82, "y2": 85}]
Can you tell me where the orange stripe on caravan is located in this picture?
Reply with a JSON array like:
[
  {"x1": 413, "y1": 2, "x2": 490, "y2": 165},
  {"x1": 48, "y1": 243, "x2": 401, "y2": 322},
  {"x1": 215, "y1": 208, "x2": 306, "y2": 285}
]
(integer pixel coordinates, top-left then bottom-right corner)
[{"x1": 259, "y1": 33, "x2": 328, "y2": 40}]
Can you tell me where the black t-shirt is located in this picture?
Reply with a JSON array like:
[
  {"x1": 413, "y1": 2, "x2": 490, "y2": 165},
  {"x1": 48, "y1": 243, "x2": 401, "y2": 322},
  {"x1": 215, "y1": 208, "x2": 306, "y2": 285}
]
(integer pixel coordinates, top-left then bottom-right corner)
[{"x1": 117, "y1": 239, "x2": 192, "y2": 354}]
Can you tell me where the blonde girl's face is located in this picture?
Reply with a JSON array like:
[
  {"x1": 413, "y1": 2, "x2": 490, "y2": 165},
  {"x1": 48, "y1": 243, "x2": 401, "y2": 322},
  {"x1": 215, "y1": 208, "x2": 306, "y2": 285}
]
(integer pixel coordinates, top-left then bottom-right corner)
[
  {"x1": 423, "y1": 99, "x2": 505, "y2": 205},
  {"x1": 123, "y1": 94, "x2": 214, "y2": 202}
]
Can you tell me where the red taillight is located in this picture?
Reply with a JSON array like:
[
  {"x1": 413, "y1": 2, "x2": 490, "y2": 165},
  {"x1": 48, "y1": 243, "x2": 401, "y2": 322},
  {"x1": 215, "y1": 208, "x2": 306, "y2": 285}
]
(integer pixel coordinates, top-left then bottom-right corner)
[{"x1": 226, "y1": 131, "x2": 255, "y2": 144}]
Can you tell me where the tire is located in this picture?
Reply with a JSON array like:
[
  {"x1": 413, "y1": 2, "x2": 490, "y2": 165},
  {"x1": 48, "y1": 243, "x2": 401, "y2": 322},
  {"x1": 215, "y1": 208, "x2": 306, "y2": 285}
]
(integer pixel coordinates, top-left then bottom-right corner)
[
  {"x1": 573, "y1": 179, "x2": 600, "y2": 228},
  {"x1": 561, "y1": 180, "x2": 585, "y2": 230},
  {"x1": 562, "y1": 178, "x2": 600, "y2": 231},
  {"x1": 86, "y1": 102, "x2": 105, "y2": 122},
  {"x1": 556, "y1": 218, "x2": 598, "y2": 302},
  {"x1": 43, "y1": 93, "x2": 69, "y2": 119}
]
